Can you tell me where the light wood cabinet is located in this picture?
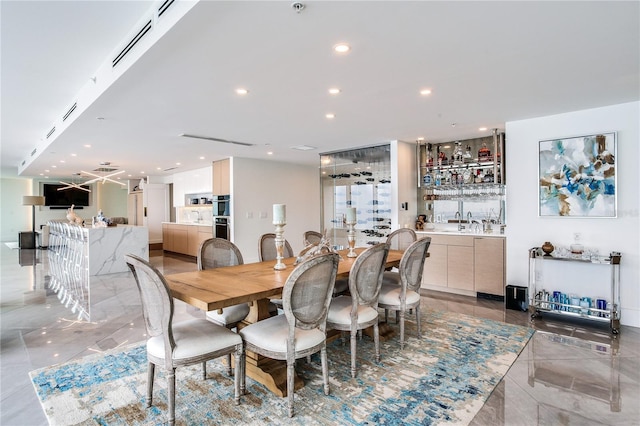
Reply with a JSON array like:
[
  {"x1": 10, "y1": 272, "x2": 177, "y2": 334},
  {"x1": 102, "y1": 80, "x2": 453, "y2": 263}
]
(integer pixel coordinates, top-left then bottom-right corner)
[
  {"x1": 474, "y1": 237, "x2": 505, "y2": 296},
  {"x1": 163, "y1": 223, "x2": 213, "y2": 256},
  {"x1": 213, "y1": 159, "x2": 230, "y2": 195},
  {"x1": 162, "y1": 223, "x2": 174, "y2": 251},
  {"x1": 447, "y1": 245, "x2": 474, "y2": 291},
  {"x1": 422, "y1": 243, "x2": 447, "y2": 287},
  {"x1": 421, "y1": 233, "x2": 504, "y2": 297}
]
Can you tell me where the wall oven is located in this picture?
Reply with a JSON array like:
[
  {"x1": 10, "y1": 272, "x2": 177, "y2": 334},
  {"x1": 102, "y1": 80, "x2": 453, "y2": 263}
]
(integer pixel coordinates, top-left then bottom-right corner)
[
  {"x1": 214, "y1": 217, "x2": 230, "y2": 240},
  {"x1": 212, "y1": 195, "x2": 230, "y2": 217}
]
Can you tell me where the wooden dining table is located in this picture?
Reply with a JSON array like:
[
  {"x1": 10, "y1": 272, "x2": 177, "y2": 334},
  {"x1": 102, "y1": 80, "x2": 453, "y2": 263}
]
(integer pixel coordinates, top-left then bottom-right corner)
[{"x1": 165, "y1": 248, "x2": 403, "y2": 397}]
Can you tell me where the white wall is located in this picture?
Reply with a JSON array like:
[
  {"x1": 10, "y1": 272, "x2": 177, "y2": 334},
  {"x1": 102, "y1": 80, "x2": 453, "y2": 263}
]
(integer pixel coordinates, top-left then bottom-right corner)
[
  {"x1": 232, "y1": 157, "x2": 320, "y2": 263},
  {"x1": 0, "y1": 177, "x2": 32, "y2": 241},
  {"x1": 391, "y1": 140, "x2": 418, "y2": 230},
  {"x1": 505, "y1": 101, "x2": 639, "y2": 327}
]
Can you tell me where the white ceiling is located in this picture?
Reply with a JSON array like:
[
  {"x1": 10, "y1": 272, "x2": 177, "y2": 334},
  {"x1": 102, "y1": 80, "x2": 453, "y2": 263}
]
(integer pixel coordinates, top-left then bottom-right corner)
[{"x1": 2, "y1": 0, "x2": 638, "y2": 181}]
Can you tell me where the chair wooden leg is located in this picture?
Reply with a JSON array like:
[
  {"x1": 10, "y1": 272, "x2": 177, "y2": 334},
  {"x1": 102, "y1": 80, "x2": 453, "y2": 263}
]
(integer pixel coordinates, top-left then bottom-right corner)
[
  {"x1": 416, "y1": 306, "x2": 421, "y2": 338},
  {"x1": 350, "y1": 328, "x2": 357, "y2": 378},
  {"x1": 374, "y1": 322, "x2": 380, "y2": 363},
  {"x1": 321, "y1": 345, "x2": 330, "y2": 396},
  {"x1": 234, "y1": 344, "x2": 242, "y2": 405},
  {"x1": 226, "y1": 354, "x2": 233, "y2": 376},
  {"x1": 202, "y1": 361, "x2": 207, "y2": 380},
  {"x1": 167, "y1": 368, "x2": 176, "y2": 426},
  {"x1": 146, "y1": 362, "x2": 155, "y2": 408},
  {"x1": 395, "y1": 310, "x2": 400, "y2": 324},
  {"x1": 384, "y1": 308, "x2": 389, "y2": 323},
  {"x1": 400, "y1": 310, "x2": 406, "y2": 350},
  {"x1": 287, "y1": 358, "x2": 295, "y2": 418},
  {"x1": 240, "y1": 343, "x2": 246, "y2": 395}
]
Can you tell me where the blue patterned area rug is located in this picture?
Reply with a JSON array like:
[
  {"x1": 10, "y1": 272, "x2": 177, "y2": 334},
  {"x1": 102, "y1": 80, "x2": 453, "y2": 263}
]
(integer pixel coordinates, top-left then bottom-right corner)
[{"x1": 29, "y1": 310, "x2": 534, "y2": 425}]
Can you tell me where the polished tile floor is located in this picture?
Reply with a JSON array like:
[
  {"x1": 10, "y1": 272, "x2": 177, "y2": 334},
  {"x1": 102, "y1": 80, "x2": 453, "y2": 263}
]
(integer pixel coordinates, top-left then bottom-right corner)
[{"x1": 1, "y1": 244, "x2": 638, "y2": 425}]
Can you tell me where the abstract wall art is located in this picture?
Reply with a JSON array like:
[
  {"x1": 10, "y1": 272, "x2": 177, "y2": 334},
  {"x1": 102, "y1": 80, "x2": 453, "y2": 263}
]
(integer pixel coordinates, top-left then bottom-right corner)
[{"x1": 539, "y1": 132, "x2": 616, "y2": 217}]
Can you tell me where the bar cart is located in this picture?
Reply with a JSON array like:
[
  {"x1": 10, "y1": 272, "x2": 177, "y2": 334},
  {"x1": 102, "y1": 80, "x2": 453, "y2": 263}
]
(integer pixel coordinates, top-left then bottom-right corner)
[{"x1": 528, "y1": 248, "x2": 621, "y2": 334}]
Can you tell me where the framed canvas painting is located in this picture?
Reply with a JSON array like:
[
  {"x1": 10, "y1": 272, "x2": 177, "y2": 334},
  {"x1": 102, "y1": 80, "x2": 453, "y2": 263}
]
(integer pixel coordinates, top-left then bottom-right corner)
[{"x1": 538, "y1": 132, "x2": 616, "y2": 218}]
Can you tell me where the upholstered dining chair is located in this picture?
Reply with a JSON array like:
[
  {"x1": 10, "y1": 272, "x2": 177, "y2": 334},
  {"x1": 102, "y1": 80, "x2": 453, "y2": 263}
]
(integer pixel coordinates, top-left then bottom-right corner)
[
  {"x1": 259, "y1": 232, "x2": 294, "y2": 262},
  {"x1": 125, "y1": 254, "x2": 243, "y2": 426},
  {"x1": 259, "y1": 233, "x2": 295, "y2": 309},
  {"x1": 386, "y1": 228, "x2": 417, "y2": 251},
  {"x1": 326, "y1": 243, "x2": 390, "y2": 378},
  {"x1": 199, "y1": 238, "x2": 249, "y2": 375},
  {"x1": 303, "y1": 230, "x2": 323, "y2": 246},
  {"x1": 382, "y1": 227, "x2": 418, "y2": 294},
  {"x1": 239, "y1": 252, "x2": 340, "y2": 418},
  {"x1": 377, "y1": 237, "x2": 431, "y2": 349}
]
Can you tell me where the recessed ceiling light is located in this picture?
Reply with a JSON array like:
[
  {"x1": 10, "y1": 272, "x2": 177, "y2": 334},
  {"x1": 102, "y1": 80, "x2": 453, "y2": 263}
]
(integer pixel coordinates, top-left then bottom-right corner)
[
  {"x1": 479, "y1": 127, "x2": 488, "y2": 131},
  {"x1": 291, "y1": 145, "x2": 317, "y2": 151},
  {"x1": 420, "y1": 89, "x2": 432, "y2": 96},
  {"x1": 128, "y1": 174, "x2": 132, "y2": 177},
  {"x1": 199, "y1": 156, "x2": 205, "y2": 160},
  {"x1": 267, "y1": 151, "x2": 273, "y2": 156},
  {"x1": 52, "y1": 165, "x2": 57, "y2": 168},
  {"x1": 45, "y1": 169, "x2": 50, "y2": 172},
  {"x1": 417, "y1": 137, "x2": 425, "y2": 141},
  {"x1": 59, "y1": 160, "x2": 65, "y2": 163},
  {"x1": 333, "y1": 43, "x2": 350, "y2": 53},
  {"x1": 84, "y1": 144, "x2": 91, "y2": 148},
  {"x1": 325, "y1": 113, "x2": 335, "y2": 119},
  {"x1": 140, "y1": 171, "x2": 145, "y2": 174},
  {"x1": 328, "y1": 88, "x2": 341, "y2": 95},
  {"x1": 156, "y1": 167, "x2": 161, "y2": 170},
  {"x1": 236, "y1": 88, "x2": 248, "y2": 95},
  {"x1": 71, "y1": 153, "x2": 77, "y2": 157},
  {"x1": 176, "y1": 162, "x2": 181, "y2": 166}
]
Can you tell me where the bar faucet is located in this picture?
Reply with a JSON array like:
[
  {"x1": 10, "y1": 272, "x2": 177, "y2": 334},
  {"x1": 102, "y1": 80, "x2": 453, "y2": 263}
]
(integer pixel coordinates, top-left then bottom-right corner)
[{"x1": 455, "y1": 211, "x2": 464, "y2": 231}]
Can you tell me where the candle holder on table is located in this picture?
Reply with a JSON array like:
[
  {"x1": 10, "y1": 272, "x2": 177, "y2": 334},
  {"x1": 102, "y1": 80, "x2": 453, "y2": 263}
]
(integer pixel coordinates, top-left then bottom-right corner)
[
  {"x1": 272, "y1": 204, "x2": 287, "y2": 270},
  {"x1": 273, "y1": 222, "x2": 287, "y2": 270},
  {"x1": 346, "y1": 220, "x2": 357, "y2": 258}
]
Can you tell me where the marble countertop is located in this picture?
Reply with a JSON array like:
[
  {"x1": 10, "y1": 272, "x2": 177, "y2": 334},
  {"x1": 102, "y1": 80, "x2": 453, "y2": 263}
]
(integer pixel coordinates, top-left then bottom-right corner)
[
  {"x1": 416, "y1": 229, "x2": 506, "y2": 238},
  {"x1": 163, "y1": 221, "x2": 213, "y2": 227}
]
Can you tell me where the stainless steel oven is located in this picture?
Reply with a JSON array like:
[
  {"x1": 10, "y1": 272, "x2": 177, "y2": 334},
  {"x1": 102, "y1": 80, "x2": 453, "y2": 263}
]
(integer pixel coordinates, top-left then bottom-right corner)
[
  {"x1": 214, "y1": 217, "x2": 230, "y2": 240},
  {"x1": 212, "y1": 195, "x2": 230, "y2": 217}
]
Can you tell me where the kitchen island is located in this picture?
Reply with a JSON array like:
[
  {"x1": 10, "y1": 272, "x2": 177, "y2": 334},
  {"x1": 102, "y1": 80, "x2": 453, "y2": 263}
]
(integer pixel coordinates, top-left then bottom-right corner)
[{"x1": 87, "y1": 225, "x2": 149, "y2": 275}]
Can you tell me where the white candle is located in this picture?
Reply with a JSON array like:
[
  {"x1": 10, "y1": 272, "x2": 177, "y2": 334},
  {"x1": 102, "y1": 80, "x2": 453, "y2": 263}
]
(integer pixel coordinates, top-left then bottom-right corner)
[
  {"x1": 273, "y1": 204, "x2": 286, "y2": 224},
  {"x1": 346, "y1": 207, "x2": 357, "y2": 224}
]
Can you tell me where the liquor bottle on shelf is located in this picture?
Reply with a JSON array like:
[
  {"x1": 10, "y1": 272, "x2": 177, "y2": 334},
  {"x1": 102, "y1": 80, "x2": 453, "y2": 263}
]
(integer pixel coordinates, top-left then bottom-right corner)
[
  {"x1": 453, "y1": 142, "x2": 464, "y2": 164},
  {"x1": 435, "y1": 168, "x2": 442, "y2": 186},
  {"x1": 464, "y1": 145, "x2": 473, "y2": 159},
  {"x1": 426, "y1": 143, "x2": 434, "y2": 167},
  {"x1": 478, "y1": 142, "x2": 491, "y2": 161},
  {"x1": 475, "y1": 169, "x2": 484, "y2": 183},
  {"x1": 423, "y1": 171, "x2": 432, "y2": 185}
]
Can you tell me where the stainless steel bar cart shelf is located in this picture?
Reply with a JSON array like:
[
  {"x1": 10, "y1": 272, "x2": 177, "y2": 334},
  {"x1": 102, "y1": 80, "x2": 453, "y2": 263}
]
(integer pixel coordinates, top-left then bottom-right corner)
[{"x1": 528, "y1": 248, "x2": 621, "y2": 334}]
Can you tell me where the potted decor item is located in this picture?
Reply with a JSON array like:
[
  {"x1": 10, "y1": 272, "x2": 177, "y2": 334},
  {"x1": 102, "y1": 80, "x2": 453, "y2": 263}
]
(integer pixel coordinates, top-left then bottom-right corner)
[{"x1": 541, "y1": 241, "x2": 554, "y2": 256}]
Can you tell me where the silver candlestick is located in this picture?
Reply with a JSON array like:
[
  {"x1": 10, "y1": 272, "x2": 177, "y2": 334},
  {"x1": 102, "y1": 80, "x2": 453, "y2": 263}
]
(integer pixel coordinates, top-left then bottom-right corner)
[
  {"x1": 274, "y1": 223, "x2": 286, "y2": 270},
  {"x1": 346, "y1": 221, "x2": 357, "y2": 257}
]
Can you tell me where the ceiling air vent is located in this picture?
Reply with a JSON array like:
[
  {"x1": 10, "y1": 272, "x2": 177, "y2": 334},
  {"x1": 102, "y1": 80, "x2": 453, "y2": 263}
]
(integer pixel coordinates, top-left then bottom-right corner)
[
  {"x1": 21, "y1": 160, "x2": 26, "y2": 166},
  {"x1": 112, "y1": 19, "x2": 152, "y2": 68},
  {"x1": 163, "y1": 166, "x2": 178, "y2": 172},
  {"x1": 93, "y1": 167, "x2": 118, "y2": 173},
  {"x1": 31, "y1": 148, "x2": 37, "y2": 157},
  {"x1": 158, "y1": 0, "x2": 175, "y2": 18},
  {"x1": 46, "y1": 126, "x2": 56, "y2": 139},
  {"x1": 62, "y1": 102, "x2": 77, "y2": 121}
]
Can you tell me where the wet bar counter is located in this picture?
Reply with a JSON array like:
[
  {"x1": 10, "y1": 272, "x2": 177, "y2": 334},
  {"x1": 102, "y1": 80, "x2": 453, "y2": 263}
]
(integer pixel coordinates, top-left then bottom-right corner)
[{"x1": 87, "y1": 225, "x2": 149, "y2": 275}]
